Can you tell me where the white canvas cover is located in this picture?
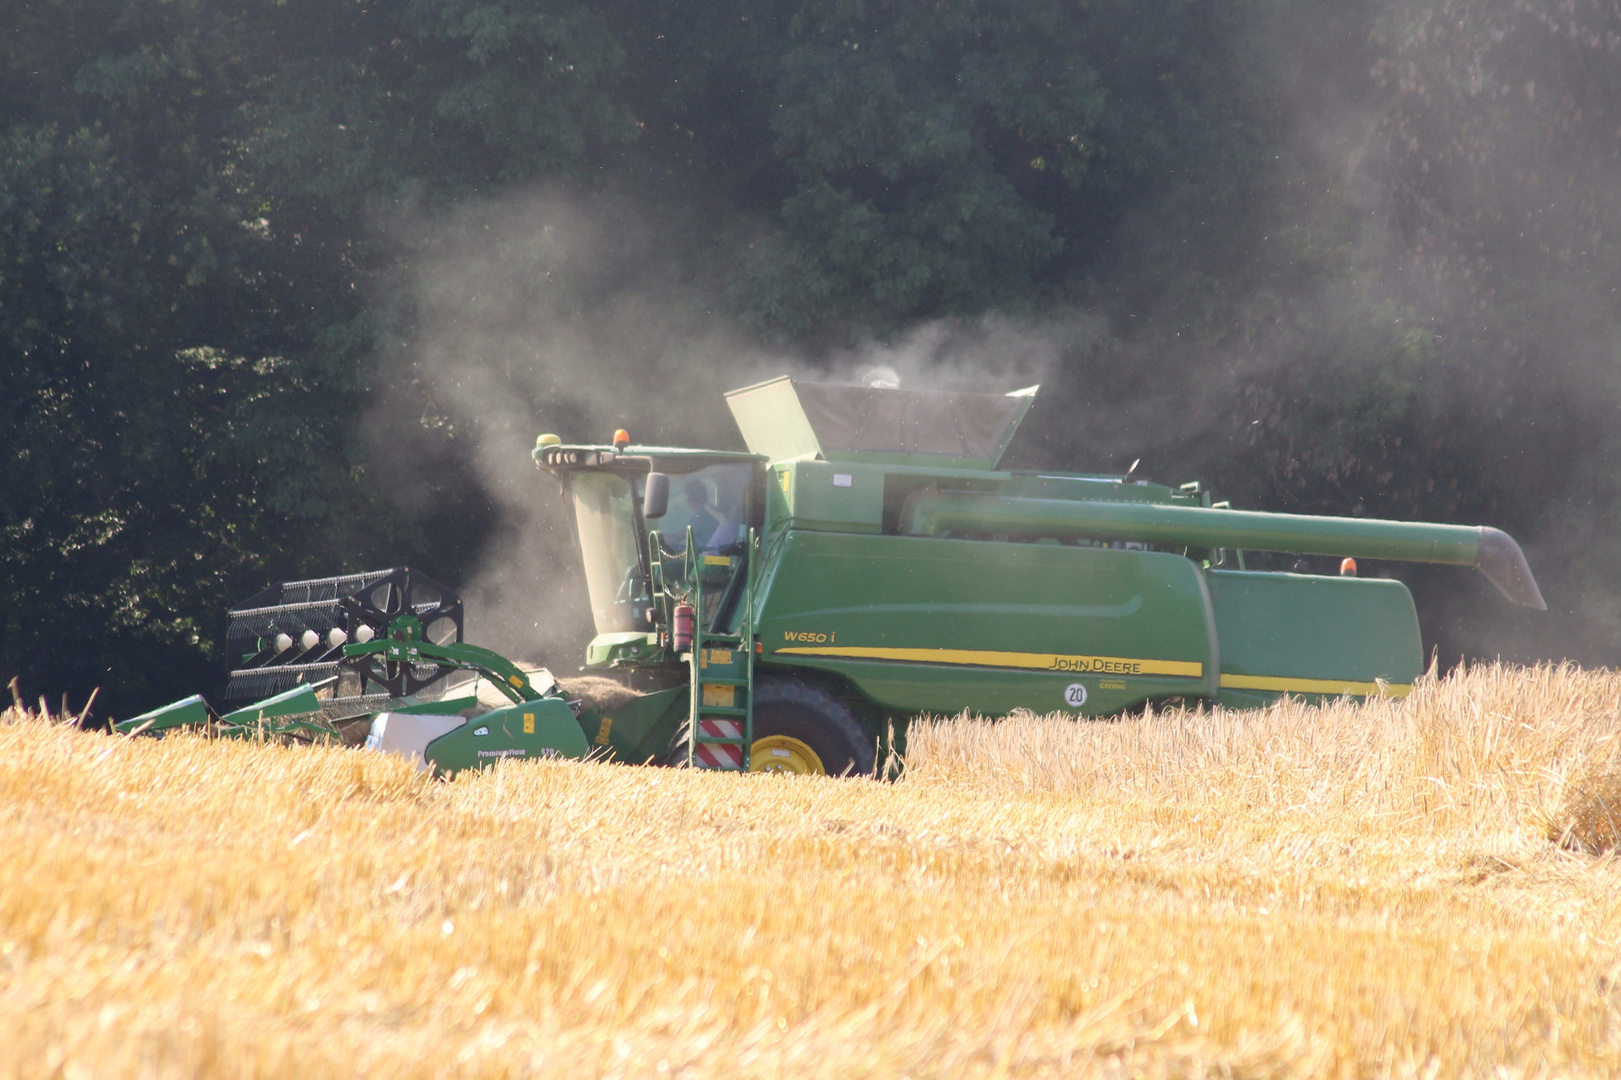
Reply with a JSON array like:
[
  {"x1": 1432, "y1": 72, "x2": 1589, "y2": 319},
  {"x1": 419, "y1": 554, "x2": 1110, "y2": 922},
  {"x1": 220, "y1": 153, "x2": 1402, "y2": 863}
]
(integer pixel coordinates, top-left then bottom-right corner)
[{"x1": 364, "y1": 712, "x2": 466, "y2": 770}]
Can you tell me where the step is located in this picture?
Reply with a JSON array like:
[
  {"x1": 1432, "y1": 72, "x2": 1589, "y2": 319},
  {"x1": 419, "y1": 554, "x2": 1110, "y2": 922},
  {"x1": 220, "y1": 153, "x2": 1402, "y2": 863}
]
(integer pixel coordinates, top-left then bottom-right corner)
[
  {"x1": 697, "y1": 684, "x2": 749, "y2": 710},
  {"x1": 698, "y1": 646, "x2": 750, "y2": 670}
]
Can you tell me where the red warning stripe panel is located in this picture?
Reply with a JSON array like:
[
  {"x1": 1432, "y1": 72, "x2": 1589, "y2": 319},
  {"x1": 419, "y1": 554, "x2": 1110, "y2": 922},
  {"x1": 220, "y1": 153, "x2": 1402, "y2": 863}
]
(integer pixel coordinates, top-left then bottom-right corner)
[
  {"x1": 700, "y1": 718, "x2": 741, "y2": 740},
  {"x1": 694, "y1": 743, "x2": 743, "y2": 768}
]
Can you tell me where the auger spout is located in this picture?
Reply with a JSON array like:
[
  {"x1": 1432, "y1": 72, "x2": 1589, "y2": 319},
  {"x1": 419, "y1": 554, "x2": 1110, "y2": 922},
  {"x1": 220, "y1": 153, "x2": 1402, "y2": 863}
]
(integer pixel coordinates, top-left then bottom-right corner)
[
  {"x1": 900, "y1": 492, "x2": 1546, "y2": 609},
  {"x1": 1472, "y1": 527, "x2": 1546, "y2": 609}
]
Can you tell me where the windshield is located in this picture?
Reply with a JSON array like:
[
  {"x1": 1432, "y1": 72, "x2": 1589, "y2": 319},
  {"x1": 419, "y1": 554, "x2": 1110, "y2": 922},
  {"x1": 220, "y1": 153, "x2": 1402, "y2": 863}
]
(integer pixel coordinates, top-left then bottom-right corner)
[{"x1": 570, "y1": 472, "x2": 649, "y2": 634}]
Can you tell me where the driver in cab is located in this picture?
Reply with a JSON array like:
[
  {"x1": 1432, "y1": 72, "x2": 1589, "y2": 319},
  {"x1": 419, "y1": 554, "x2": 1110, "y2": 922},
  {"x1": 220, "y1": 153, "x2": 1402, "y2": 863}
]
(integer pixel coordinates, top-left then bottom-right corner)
[{"x1": 682, "y1": 478, "x2": 728, "y2": 550}]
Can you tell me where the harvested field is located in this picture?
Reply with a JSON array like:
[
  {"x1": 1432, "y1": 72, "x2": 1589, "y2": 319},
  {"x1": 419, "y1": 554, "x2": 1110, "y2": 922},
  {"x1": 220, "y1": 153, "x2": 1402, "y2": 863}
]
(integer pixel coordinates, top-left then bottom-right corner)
[{"x1": 2, "y1": 664, "x2": 1619, "y2": 1077}]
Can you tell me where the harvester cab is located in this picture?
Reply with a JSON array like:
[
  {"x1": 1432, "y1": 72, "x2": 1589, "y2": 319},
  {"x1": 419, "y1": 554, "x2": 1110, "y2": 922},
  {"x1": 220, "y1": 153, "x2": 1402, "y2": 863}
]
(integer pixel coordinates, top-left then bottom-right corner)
[
  {"x1": 125, "y1": 376, "x2": 1545, "y2": 781},
  {"x1": 548, "y1": 447, "x2": 765, "y2": 646}
]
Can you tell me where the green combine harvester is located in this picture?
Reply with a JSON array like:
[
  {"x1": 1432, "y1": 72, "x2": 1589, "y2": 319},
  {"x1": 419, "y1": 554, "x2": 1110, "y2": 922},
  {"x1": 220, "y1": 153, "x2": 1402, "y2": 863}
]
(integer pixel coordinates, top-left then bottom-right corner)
[{"x1": 122, "y1": 378, "x2": 1544, "y2": 776}]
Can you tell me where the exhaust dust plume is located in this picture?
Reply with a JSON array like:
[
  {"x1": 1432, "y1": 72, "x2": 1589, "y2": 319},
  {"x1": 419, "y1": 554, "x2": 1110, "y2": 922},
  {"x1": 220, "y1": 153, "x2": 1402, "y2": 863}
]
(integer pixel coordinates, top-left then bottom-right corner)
[
  {"x1": 369, "y1": 188, "x2": 1064, "y2": 664},
  {"x1": 1003, "y1": 0, "x2": 1621, "y2": 666},
  {"x1": 367, "y1": 0, "x2": 1621, "y2": 670}
]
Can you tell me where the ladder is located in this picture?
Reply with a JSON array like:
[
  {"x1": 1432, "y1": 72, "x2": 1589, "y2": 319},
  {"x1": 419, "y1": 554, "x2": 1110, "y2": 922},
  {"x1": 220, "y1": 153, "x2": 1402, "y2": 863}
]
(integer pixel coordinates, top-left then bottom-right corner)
[{"x1": 685, "y1": 528, "x2": 757, "y2": 770}]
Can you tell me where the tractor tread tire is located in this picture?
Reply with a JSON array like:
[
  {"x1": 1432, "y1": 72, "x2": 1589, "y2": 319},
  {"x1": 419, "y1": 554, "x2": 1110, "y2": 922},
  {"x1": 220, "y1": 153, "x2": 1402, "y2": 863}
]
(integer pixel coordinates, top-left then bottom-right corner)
[{"x1": 751, "y1": 676, "x2": 875, "y2": 777}]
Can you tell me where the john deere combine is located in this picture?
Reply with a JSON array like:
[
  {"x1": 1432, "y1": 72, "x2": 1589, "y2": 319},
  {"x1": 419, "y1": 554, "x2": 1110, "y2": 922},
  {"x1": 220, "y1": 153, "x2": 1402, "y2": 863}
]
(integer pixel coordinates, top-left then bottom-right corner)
[{"x1": 123, "y1": 377, "x2": 1544, "y2": 776}]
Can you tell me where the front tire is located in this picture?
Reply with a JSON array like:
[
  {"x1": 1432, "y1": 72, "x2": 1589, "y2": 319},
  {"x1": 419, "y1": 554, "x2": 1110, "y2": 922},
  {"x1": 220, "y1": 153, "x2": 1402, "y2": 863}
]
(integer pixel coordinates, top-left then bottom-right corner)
[{"x1": 749, "y1": 677, "x2": 874, "y2": 777}]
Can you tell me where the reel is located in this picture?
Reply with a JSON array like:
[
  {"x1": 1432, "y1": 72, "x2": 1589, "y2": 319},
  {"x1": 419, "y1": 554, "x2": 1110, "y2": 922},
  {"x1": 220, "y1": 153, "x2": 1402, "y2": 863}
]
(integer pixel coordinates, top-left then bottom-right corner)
[{"x1": 225, "y1": 567, "x2": 463, "y2": 708}]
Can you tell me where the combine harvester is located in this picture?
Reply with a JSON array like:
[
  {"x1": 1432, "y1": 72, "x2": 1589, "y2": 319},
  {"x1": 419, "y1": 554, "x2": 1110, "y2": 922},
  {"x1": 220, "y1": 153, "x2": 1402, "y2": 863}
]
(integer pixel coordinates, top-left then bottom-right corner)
[{"x1": 122, "y1": 378, "x2": 1544, "y2": 776}]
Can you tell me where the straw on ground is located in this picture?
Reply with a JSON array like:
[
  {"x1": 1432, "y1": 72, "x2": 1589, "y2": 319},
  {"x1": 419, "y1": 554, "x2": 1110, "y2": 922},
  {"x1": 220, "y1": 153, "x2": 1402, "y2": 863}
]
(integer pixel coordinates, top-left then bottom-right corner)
[{"x1": 1, "y1": 663, "x2": 1618, "y2": 1077}]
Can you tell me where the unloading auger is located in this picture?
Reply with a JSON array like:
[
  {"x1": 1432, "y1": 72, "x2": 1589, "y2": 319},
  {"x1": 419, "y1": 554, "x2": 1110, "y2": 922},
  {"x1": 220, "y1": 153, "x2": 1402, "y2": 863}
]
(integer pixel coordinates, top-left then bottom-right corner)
[{"x1": 123, "y1": 377, "x2": 1546, "y2": 777}]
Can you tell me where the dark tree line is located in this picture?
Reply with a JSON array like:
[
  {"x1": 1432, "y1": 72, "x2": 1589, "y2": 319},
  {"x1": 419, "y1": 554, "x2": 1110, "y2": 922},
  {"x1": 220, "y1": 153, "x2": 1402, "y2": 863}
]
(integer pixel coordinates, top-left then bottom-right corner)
[{"x1": 4, "y1": 0, "x2": 1620, "y2": 716}]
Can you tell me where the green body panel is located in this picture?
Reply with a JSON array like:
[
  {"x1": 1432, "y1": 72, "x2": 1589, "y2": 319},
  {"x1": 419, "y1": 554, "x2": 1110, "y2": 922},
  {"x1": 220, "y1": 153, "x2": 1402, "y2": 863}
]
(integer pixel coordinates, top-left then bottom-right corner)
[
  {"x1": 423, "y1": 699, "x2": 590, "y2": 773},
  {"x1": 218, "y1": 682, "x2": 322, "y2": 726},
  {"x1": 586, "y1": 631, "x2": 660, "y2": 667},
  {"x1": 581, "y1": 685, "x2": 688, "y2": 763},
  {"x1": 116, "y1": 694, "x2": 210, "y2": 734},
  {"x1": 754, "y1": 531, "x2": 1218, "y2": 716},
  {"x1": 770, "y1": 460, "x2": 887, "y2": 535},
  {"x1": 1206, "y1": 571, "x2": 1424, "y2": 706},
  {"x1": 117, "y1": 684, "x2": 346, "y2": 741}
]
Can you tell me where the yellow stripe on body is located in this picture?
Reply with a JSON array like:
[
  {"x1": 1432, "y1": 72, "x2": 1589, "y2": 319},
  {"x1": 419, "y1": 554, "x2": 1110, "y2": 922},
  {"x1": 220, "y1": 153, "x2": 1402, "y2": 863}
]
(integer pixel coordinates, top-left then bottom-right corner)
[
  {"x1": 774, "y1": 645, "x2": 1202, "y2": 679},
  {"x1": 1218, "y1": 673, "x2": 1410, "y2": 697}
]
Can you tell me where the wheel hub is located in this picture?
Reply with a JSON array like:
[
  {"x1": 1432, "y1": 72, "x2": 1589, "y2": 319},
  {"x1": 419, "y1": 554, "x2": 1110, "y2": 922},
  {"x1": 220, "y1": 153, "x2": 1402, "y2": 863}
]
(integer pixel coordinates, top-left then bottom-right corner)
[{"x1": 750, "y1": 735, "x2": 824, "y2": 775}]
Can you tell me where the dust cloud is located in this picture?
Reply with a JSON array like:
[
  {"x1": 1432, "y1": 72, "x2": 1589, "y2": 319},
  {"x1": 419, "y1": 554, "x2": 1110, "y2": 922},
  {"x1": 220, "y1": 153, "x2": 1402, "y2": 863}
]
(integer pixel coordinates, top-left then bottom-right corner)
[
  {"x1": 1016, "y1": 0, "x2": 1621, "y2": 666},
  {"x1": 366, "y1": 0, "x2": 1621, "y2": 671},
  {"x1": 368, "y1": 187, "x2": 1067, "y2": 665}
]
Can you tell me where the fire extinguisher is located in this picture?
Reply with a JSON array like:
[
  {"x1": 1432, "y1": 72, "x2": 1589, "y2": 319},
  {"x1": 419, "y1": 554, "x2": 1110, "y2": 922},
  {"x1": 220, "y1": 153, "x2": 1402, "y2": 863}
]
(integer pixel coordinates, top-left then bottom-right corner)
[{"x1": 672, "y1": 602, "x2": 695, "y2": 653}]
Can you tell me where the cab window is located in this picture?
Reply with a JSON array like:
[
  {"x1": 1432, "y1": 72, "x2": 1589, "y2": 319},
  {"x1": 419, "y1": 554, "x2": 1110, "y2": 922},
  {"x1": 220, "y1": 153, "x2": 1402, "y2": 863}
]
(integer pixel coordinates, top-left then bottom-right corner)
[{"x1": 659, "y1": 463, "x2": 755, "y2": 553}]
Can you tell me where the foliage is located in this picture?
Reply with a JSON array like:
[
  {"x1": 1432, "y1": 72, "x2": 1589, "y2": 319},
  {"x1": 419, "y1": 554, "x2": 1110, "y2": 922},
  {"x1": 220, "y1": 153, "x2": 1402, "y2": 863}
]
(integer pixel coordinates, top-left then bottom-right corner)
[{"x1": 2, "y1": 0, "x2": 1619, "y2": 713}]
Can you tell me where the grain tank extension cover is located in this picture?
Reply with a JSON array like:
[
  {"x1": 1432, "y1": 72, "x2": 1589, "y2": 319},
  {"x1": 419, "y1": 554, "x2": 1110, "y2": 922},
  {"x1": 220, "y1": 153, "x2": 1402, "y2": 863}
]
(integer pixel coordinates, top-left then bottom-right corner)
[{"x1": 725, "y1": 376, "x2": 1038, "y2": 469}]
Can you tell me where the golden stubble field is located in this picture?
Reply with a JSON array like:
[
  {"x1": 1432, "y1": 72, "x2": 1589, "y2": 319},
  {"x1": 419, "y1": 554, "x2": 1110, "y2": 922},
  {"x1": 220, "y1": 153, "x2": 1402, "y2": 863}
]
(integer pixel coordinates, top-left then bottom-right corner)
[{"x1": 2, "y1": 664, "x2": 1620, "y2": 1078}]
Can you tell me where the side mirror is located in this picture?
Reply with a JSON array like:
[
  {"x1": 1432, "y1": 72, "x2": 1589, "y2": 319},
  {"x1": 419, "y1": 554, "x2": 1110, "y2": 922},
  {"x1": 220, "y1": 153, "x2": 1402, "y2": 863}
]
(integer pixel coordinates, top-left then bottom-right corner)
[{"x1": 643, "y1": 472, "x2": 670, "y2": 519}]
